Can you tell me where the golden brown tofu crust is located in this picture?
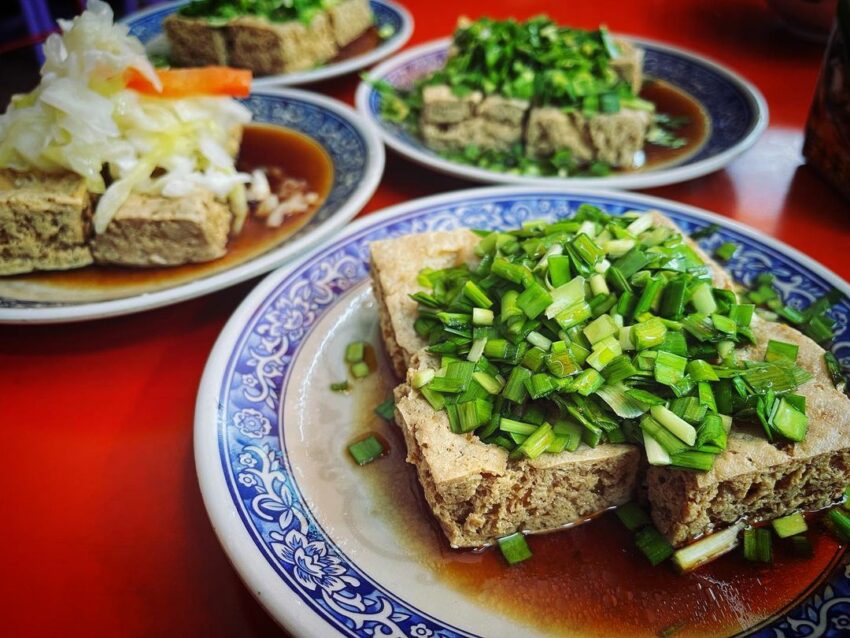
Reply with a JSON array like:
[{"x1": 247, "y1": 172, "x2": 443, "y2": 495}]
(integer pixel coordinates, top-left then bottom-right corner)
[
  {"x1": 90, "y1": 190, "x2": 231, "y2": 267},
  {"x1": 0, "y1": 169, "x2": 93, "y2": 275}
]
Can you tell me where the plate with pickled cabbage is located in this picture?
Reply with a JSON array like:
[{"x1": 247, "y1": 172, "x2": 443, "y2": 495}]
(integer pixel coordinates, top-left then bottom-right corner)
[{"x1": 0, "y1": 1, "x2": 383, "y2": 323}]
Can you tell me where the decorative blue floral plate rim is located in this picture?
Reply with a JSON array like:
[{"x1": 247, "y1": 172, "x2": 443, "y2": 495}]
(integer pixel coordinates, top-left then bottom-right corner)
[
  {"x1": 0, "y1": 89, "x2": 384, "y2": 324},
  {"x1": 355, "y1": 37, "x2": 768, "y2": 190},
  {"x1": 196, "y1": 186, "x2": 849, "y2": 637},
  {"x1": 122, "y1": 0, "x2": 414, "y2": 88}
]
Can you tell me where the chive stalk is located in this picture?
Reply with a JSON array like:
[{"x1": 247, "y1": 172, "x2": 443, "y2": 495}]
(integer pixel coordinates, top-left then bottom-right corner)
[{"x1": 497, "y1": 532, "x2": 532, "y2": 565}]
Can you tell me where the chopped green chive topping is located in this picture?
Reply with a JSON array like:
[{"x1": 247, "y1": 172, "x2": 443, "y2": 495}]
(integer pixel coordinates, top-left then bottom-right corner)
[
  {"x1": 689, "y1": 223, "x2": 720, "y2": 240},
  {"x1": 824, "y1": 352, "x2": 846, "y2": 391},
  {"x1": 765, "y1": 340, "x2": 799, "y2": 363},
  {"x1": 371, "y1": 16, "x2": 692, "y2": 177},
  {"x1": 345, "y1": 341, "x2": 366, "y2": 363},
  {"x1": 497, "y1": 532, "x2": 532, "y2": 565},
  {"x1": 714, "y1": 242, "x2": 739, "y2": 261},
  {"x1": 672, "y1": 523, "x2": 743, "y2": 572},
  {"x1": 348, "y1": 436, "x2": 385, "y2": 465},
  {"x1": 742, "y1": 527, "x2": 773, "y2": 563},
  {"x1": 635, "y1": 526, "x2": 675, "y2": 566},
  {"x1": 374, "y1": 398, "x2": 396, "y2": 421},
  {"x1": 771, "y1": 512, "x2": 808, "y2": 538},
  {"x1": 351, "y1": 361, "x2": 371, "y2": 379},
  {"x1": 827, "y1": 507, "x2": 850, "y2": 542},
  {"x1": 616, "y1": 502, "x2": 652, "y2": 531},
  {"x1": 330, "y1": 381, "x2": 350, "y2": 393},
  {"x1": 405, "y1": 210, "x2": 816, "y2": 470}
]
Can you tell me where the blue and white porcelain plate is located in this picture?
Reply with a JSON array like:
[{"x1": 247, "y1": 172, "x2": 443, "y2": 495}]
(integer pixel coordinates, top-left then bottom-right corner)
[
  {"x1": 0, "y1": 89, "x2": 384, "y2": 324},
  {"x1": 123, "y1": 0, "x2": 413, "y2": 88},
  {"x1": 355, "y1": 38, "x2": 768, "y2": 190},
  {"x1": 196, "y1": 187, "x2": 849, "y2": 637}
]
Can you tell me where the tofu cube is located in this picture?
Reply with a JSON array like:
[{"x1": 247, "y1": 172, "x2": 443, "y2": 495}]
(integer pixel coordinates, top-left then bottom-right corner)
[
  {"x1": 90, "y1": 190, "x2": 231, "y2": 267},
  {"x1": 610, "y1": 39, "x2": 645, "y2": 94},
  {"x1": 421, "y1": 85, "x2": 482, "y2": 125},
  {"x1": 587, "y1": 108, "x2": 652, "y2": 167},
  {"x1": 420, "y1": 87, "x2": 528, "y2": 153},
  {"x1": 0, "y1": 169, "x2": 93, "y2": 276},
  {"x1": 163, "y1": 14, "x2": 229, "y2": 67},
  {"x1": 327, "y1": 0, "x2": 373, "y2": 47},
  {"x1": 370, "y1": 230, "x2": 640, "y2": 548},
  {"x1": 227, "y1": 12, "x2": 337, "y2": 75},
  {"x1": 648, "y1": 318, "x2": 850, "y2": 546},
  {"x1": 395, "y1": 353, "x2": 640, "y2": 548},
  {"x1": 526, "y1": 107, "x2": 595, "y2": 162}
]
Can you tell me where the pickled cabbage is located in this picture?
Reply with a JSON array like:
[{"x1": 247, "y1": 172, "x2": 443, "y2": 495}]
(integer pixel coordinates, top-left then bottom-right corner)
[{"x1": 0, "y1": 0, "x2": 252, "y2": 233}]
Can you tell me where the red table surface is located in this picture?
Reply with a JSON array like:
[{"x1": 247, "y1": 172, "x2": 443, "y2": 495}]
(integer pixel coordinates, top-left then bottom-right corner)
[{"x1": 1, "y1": 1, "x2": 848, "y2": 636}]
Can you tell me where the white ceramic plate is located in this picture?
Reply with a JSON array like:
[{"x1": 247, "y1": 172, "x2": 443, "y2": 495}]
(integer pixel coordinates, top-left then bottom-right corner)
[
  {"x1": 355, "y1": 37, "x2": 768, "y2": 190},
  {"x1": 0, "y1": 89, "x2": 384, "y2": 324},
  {"x1": 123, "y1": 0, "x2": 414, "y2": 88},
  {"x1": 195, "y1": 186, "x2": 850, "y2": 637}
]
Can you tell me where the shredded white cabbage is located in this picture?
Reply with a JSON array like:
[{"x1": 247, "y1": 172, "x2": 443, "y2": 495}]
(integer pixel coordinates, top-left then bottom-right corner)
[{"x1": 0, "y1": 0, "x2": 252, "y2": 233}]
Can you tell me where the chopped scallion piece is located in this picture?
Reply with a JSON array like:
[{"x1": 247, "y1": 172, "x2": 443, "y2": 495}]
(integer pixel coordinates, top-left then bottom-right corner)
[
  {"x1": 374, "y1": 398, "x2": 395, "y2": 421},
  {"x1": 824, "y1": 352, "x2": 846, "y2": 391},
  {"x1": 654, "y1": 351, "x2": 688, "y2": 387},
  {"x1": 517, "y1": 281, "x2": 553, "y2": 319},
  {"x1": 351, "y1": 361, "x2": 371, "y2": 378},
  {"x1": 511, "y1": 422, "x2": 554, "y2": 459},
  {"x1": 500, "y1": 417, "x2": 537, "y2": 436},
  {"x1": 828, "y1": 507, "x2": 850, "y2": 542},
  {"x1": 552, "y1": 419, "x2": 582, "y2": 451},
  {"x1": 548, "y1": 255, "x2": 572, "y2": 287},
  {"x1": 348, "y1": 435, "x2": 385, "y2": 465},
  {"x1": 467, "y1": 337, "x2": 488, "y2": 363},
  {"x1": 742, "y1": 527, "x2": 772, "y2": 562},
  {"x1": 473, "y1": 307, "x2": 495, "y2": 326},
  {"x1": 672, "y1": 523, "x2": 744, "y2": 572},
  {"x1": 345, "y1": 341, "x2": 366, "y2": 363},
  {"x1": 643, "y1": 430, "x2": 671, "y2": 466},
  {"x1": 765, "y1": 340, "x2": 799, "y2": 363},
  {"x1": 412, "y1": 368, "x2": 436, "y2": 389},
  {"x1": 631, "y1": 317, "x2": 666, "y2": 350},
  {"x1": 771, "y1": 397, "x2": 808, "y2": 442},
  {"x1": 771, "y1": 513, "x2": 808, "y2": 538},
  {"x1": 330, "y1": 381, "x2": 350, "y2": 393},
  {"x1": 668, "y1": 450, "x2": 716, "y2": 471},
  {"x1": 640, "y1": 415, "x2": 688, "y2": 456},
  {"x1": 714, "y1": 242, "x2": 739, "y2": 261},
  {"x1": 635, "y1": 526, "x2": 675, "y2": 566},
  {"x1": 583, "y1": 314, "x2": 618, "y2": 345},
  {"x1": 690, "y1": 283, "x2": 717, "y2": 315},
  {"x1": 616, "y1": 502, "x2": 651, "y2": 531},
  {"x1": 651, "y1": 405, "x2": 697, "y2": 446},
  {"x1": 497, "y1": 532, "x2": 532, "y2": 565}
]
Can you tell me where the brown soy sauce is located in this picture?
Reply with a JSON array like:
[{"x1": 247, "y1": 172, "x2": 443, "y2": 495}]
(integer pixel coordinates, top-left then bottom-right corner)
[
  {"x1": 354, "y1": 352, "x2": 848, "y2": 637},
  {"x1": 2, "y1": 124, "x2": 334, "y2": 303},
  {"x1": 636, "y1": 78, "x2": 711, "y2": 172},
  {"x1": 334, "y1": 26, "x2": 383, "y2": 62}
]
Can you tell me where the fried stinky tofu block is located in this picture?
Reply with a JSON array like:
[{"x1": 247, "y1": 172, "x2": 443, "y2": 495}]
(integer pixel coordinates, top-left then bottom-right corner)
[{"x1": 0, "y1": 169, "x2": 93, "y2": 276}]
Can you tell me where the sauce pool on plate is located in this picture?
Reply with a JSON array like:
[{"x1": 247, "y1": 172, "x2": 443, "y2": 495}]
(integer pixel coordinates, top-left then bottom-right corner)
[
  {"x1": 637, "y1": 79, "x2": 710, "y2": 171},
  {"x1": 0, "y1": 124, "x2": 334, "y2": 303}
]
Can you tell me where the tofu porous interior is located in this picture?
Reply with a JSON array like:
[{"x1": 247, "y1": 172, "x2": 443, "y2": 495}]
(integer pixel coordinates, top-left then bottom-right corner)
[{"x1": 369, "y1": 210, "x2": 850, "y2": 549}]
